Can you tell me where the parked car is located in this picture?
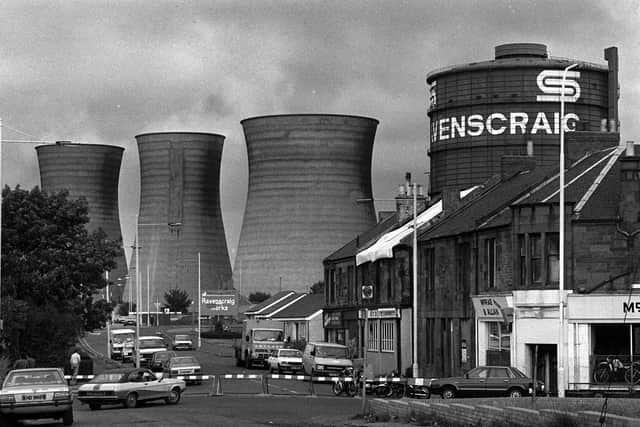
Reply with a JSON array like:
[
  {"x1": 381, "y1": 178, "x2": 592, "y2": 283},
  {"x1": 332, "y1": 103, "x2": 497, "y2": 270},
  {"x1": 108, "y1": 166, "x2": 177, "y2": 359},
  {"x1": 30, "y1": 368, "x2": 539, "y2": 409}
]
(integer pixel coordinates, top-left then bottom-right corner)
[
  {"x1": 267, "y1": 348, "x2": 303, "y2": 374},
  {"x1": 150, "y1": 351, "x2": 177, "y2": 372},
  {"x1": 76, "y1": 368, "x2": 185, "y2": 410},
  {"x1": 172, "y1": 334, "x2": 194, "y2": 351},
  {"x1": 163, "y1": 356, "x2": 202, "y2": 384},
  {"x1": 302, "y1": 342, "x2": 352, "y2": 376},
  {"x1": 0, "y1": 368, "x2": 73, "y2": 425},
  {"x1": 135, "y1": 336, "x2": 168, "y2": 367},
  {"x1": 429, "y1": 366, "x2": 544, "y2": 399}
]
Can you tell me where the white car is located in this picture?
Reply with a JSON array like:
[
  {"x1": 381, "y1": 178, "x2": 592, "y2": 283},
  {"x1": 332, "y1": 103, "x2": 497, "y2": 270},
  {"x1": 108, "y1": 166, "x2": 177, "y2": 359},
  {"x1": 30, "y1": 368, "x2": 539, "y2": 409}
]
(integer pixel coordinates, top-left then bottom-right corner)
[
  {"x1": 164, "y1": 356, "x2": 202, "y2": 384},
  {"x1": 172, "y1": 334, "x2": 194, "y2": 351},
  {"x1": 0, "y1": 368, "x2": 73, "y2": 425},
  {"x1": 267, "y1": 348, "x2": 303, "y2": 374},
  {"x1": 77, "y1": 368, "x2": 186, "y2": 409}
]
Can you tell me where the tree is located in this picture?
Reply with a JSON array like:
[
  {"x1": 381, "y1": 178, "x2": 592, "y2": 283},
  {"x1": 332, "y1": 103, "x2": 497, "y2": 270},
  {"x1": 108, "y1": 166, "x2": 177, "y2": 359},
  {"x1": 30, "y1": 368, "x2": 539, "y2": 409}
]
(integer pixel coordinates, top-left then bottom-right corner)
[
  {"x1": 164, "y1": 288, "x2": 192, "y2": 313},
  {"x1": 309, "y1": 281, "x2": 325, "y2": 294},
  {"x1": 248, "y1": 292, "x2": 271, "y2": 304},
  {"x1": 1, "y1": 186, "x2": 121, "y2": 365}
]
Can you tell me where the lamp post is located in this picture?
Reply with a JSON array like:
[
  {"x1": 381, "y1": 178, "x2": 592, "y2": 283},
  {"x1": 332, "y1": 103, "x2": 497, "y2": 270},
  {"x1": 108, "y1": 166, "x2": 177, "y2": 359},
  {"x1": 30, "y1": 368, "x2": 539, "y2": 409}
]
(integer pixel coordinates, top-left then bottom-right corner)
[
  {"x1": 411, "y1": 182, "x2": 419, "y2": 379},
  {"x1": 558, "y1": 62, "x2": 578, "y2": 398}
]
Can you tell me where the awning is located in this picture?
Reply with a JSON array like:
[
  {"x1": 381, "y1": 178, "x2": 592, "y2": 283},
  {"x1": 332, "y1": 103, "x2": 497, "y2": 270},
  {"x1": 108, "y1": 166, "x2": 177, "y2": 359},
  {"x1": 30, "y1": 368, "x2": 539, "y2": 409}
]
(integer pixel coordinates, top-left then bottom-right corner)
[
  {"x1": 472, "y1": 295, "x2": 513, "y2": 322},
  {"x1": 355, "y1": 186, "x2": 478, "y2": 266}
]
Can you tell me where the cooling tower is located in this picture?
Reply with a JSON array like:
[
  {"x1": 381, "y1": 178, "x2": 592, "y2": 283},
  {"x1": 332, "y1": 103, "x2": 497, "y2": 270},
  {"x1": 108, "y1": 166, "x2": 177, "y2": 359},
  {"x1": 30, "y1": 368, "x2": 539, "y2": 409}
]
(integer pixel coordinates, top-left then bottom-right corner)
[
  {"x1": 36, "y1": 142, "x2": 128, "y2": 301},
  {"x1": 233, "y1": 114, "x2": 378, "y2": 297},
  {"x1": 134, "y1": 132, "x2": 232, "y2": 313},
  {"x1": 427, "y1": 43, "x2": 617, "y2": 195}
]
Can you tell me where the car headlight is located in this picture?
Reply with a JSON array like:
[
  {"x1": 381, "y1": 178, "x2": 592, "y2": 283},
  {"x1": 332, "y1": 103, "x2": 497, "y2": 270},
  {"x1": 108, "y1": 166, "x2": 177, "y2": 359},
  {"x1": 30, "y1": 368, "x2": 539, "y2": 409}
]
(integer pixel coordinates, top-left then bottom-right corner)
[
  {"x1": 53, "y1": 392, "x2": 71, "y2": 401},
  {"x1": 315, "y1": 365, "x2": 323, "y2": 371},
  {"x1": 0, "y1": 395, "x2": 15, "y2": 404}
]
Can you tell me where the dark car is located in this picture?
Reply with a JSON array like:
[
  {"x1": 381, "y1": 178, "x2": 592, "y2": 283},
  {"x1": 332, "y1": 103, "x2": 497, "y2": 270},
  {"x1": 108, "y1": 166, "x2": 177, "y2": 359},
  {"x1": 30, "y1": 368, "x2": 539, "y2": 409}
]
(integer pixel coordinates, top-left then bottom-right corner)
[
  {"x1": 150, "y1": 351, "x2": 176, "y2": 372},
  {"x1": 429, "y1": 366, "x2": 544, "y2": 399}
]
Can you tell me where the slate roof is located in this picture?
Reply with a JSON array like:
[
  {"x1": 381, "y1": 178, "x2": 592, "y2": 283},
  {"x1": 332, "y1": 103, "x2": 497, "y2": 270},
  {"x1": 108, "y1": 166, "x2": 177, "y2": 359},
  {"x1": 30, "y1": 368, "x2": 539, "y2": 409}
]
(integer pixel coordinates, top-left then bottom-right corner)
[
  {"x1": 270, "y1": 293, "x2": 325, "y2": 320},
  {"x1": 324, "y1": 212, "x2": 399, "y2": 262}
]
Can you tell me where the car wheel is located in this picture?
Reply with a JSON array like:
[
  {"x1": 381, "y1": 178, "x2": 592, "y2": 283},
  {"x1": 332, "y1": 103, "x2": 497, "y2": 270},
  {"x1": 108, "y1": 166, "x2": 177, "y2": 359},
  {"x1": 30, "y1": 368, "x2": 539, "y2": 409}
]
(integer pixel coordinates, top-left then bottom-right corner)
[
  {"x1": 508, "y1": 388, "x2": 523, "y2": 398},
  {"x1": 62, "y1": 408, "x2": 74, "y2": 426},
  {"x1": 89, "y1": 403, "x2": 101, "y2": 410},
  {"x1": 125, "y1": 392, "x2": 138, "y2": 408},
  {"x1": 441, "y1": 387, "x2": 456, "y2": 399},
  {"x1": 165, "y1": 387, "x2": 181, "y2": 405}
]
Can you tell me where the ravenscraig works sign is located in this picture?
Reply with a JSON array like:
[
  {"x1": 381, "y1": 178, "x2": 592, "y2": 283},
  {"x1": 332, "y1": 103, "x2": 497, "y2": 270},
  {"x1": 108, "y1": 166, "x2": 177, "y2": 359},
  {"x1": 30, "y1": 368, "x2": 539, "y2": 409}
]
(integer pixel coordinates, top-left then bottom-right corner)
[{"x1": 202, "y1": 290, "x2": 238, "y2": 317}]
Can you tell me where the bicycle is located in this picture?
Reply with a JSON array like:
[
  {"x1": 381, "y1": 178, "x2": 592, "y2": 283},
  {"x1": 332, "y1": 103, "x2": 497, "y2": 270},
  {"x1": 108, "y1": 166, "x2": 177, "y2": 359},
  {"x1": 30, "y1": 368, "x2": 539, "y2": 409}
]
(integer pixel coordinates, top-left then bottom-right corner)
[
  {"x1": 332, "y1": 367, "x2": 357, "y2": 397},
  {"x1": 592, "y1": 356, "x2": 640, "y2": 384}
]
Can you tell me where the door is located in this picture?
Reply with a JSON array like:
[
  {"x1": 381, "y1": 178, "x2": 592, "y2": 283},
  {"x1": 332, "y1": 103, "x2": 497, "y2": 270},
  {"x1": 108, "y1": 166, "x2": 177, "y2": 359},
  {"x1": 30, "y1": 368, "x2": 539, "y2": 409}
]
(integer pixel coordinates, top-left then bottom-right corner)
[
  {"x1": 458, "y1": 366, "x2": 489, "y2": 396},
  {"x1": 485, "y1": 367, "x2": 512, "y2": 395}
]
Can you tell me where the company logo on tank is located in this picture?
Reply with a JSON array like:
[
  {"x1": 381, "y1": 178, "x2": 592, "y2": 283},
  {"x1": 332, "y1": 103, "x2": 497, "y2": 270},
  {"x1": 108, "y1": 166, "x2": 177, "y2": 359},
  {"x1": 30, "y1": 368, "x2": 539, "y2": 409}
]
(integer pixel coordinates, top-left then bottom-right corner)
[{"x1": 430, "y1": 70, "x2": 581, "y2": 143}]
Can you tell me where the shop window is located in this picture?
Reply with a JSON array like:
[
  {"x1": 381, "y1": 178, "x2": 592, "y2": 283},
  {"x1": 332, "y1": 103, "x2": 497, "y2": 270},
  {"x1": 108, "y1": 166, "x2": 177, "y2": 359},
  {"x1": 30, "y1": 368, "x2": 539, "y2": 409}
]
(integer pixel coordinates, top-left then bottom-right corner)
[
  {"x1": 367, "y1": 320, "x2": 379, "y2": 352},
  {"x1": 547, "y1": 233, "x2": 559, "y2": 284},
  {"x1": 530, "y1": 234, "x2": 542, "y2": 284},
  {"x1": 484, "y1": 238, "x2": 496, "y2": 289},
  {"x1": 488, "y1": 322, "x2": 511, "y2": 352},
  {"x1": 380, "y1": 320, "x2": 395, "y2": 352}
]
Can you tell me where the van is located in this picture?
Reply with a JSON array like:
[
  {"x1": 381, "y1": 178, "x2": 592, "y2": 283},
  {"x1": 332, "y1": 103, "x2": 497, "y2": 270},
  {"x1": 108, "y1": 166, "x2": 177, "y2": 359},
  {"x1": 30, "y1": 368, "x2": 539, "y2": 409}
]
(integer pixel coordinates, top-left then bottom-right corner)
[
  {"x1": 302, "y1": 341, "x2": 352, "y2": 376},
  {"x1": 110, "y1": 328, "x2": 135, "y2": 361}
]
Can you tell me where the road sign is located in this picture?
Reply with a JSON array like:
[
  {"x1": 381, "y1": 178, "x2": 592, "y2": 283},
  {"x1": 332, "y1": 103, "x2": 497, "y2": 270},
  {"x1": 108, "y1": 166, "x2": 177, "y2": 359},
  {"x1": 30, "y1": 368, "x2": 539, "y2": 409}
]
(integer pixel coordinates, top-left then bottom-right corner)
[
  {"x1": 201, "y1": 290, "x2": 239, "y2": 317},
  {"x1": 361, "y1": 284, "x2": 374, "y2": 300}
]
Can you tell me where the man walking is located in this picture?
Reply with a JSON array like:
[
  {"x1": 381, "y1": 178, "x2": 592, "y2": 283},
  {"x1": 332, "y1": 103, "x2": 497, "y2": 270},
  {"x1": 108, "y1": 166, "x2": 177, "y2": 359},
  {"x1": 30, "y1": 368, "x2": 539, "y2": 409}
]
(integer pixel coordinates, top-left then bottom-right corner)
[{"x1": 70, "y1": 348, "x2": 81, "y2": 385}]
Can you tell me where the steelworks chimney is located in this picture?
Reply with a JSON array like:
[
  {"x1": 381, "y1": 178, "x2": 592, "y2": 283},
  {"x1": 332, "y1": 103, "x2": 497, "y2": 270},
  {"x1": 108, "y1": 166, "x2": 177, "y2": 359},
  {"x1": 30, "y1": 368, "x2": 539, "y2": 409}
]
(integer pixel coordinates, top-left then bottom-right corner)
[
  {"x1": 135, "y1": 132, "x2": 232, "y2": 312},
  {"x1": 233, "y1": 114, "x2": 378, "y2": 297},
  {"x1": 36, "y1": 142, "x2": 128, "y2": 301}
]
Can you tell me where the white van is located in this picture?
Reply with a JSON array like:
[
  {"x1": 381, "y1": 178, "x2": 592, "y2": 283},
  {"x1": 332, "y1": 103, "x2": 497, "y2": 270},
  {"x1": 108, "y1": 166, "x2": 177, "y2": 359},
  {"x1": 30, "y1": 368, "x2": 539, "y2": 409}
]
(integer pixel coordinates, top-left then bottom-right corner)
[
  {"x1": 110, "y1": 328, "x2": 135, "y2": 361},
  {"x1": 302, "y1": 342, "x2": 352, "y2": 376}
]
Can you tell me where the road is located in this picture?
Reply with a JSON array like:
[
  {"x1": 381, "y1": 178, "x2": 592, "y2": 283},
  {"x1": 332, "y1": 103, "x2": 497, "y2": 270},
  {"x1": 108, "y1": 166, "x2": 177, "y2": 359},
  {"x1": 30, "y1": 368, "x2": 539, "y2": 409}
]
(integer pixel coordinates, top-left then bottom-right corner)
[{"x1": 20, "y1": 395, "x2": 361, "y2": 426}]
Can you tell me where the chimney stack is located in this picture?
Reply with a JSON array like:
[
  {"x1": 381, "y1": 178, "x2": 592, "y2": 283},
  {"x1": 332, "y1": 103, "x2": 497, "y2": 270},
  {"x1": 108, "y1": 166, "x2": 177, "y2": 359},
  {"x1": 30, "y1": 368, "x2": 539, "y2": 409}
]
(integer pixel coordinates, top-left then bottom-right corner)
[
  {"x1": 395, "y1": 172, "x2": 428, "y2": 224},
  {"x1": 618, "y1": 141, "x2": 640, "y2": 229}
]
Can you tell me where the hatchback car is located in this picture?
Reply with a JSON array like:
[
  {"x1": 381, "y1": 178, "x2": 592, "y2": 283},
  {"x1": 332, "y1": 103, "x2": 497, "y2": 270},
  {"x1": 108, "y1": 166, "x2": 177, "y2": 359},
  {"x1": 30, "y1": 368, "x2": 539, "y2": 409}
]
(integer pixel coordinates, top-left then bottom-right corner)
[
  {"x1": 429, "y1": 366, "x2": 544, "y2": 399},
  {"x1": 77, "y1": 368, "x2": 185, "y2": 409},
  {"x1": 0, "y1": 368, "x2": 73, "y2": 425},
  {"x1": 302, "y1": 342, "x2": 352, "y2": 376},
  {"x1": 135, "y1": 336, "x2": 168, "y2": 367},
  {"x1": 172, "y1": 334, "x2": 194, "y2": 351},
  {"x1": 163, "y1": 356, "x2": 202, "y2": 384}
]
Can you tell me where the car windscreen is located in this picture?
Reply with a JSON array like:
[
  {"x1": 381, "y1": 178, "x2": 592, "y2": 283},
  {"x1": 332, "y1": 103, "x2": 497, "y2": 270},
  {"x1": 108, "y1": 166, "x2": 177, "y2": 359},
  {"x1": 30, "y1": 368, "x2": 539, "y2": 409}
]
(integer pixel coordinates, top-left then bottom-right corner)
[
  {"x1": 170, "y1": 357, "x2": 197, "y2": 365},
  {"x1": 4, "y1": 370, "x2": 65, "y2": 386},
  {"x1": 510, "y1": 367, "x2": 528, "y2": 378},
  {"x1": 175, "y1": 335, "x2": 190, "y2": 341},
  {"x1": 253, "y1": 330, "x2": 283, "y2": 341},
  {"x1": 155, "y1": 352, "x2": 175, "y2": 361},
  {"x1": 316, "y1": 346, "x2": 347, "y2": 358},
  {"x1": 279, "y1": 349, "x2": 302, "y2": 357},
  {"x1": 90, "y1": 372, "x2": 128, "y2": 383},
  {"x1": 112, "y1": 333, "x2": 134, "y2": 344},
  {"x1": 140, "y1": 339, "x2": 165, "y2": 348}
]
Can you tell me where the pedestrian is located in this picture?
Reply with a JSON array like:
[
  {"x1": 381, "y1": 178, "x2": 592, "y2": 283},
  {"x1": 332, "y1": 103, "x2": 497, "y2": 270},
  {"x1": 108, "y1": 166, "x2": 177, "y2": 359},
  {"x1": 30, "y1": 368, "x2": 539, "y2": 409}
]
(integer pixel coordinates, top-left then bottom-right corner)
[
  {"x1": 26, "y1": 353, "x2": 36, "y2": 368},
  {"x1": 12, "y1": 354, "x2": 29, "y2": 370},
  {"x1": 70, "y1": 348, "x2": 81, "y2": 385}
]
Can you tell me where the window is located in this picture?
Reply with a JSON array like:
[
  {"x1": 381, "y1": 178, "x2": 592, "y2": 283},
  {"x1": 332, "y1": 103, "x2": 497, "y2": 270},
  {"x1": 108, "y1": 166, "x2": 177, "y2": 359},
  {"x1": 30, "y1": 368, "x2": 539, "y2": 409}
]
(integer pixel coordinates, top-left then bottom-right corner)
[
  {"x1": 426, "y1": 248, "x2": 435, "y2": 292},
  {"x1": 484, "y1": 238, "x2": 496, "y2": 288},
  {"x1": 530, "y1": 234, "x2": 542, "y2": 283},
  {"x1": 367, "y1": 321, "x2": 379, "y2": 352},
  {"x1": 329, "y1": 269, "x2": 336, "y2": 304},
  {"x1": 547, "y1": 233, "x2": 559, "y2": 283},
  {"x1": 518, "y1": 234, "x2": 526, "y2": 286},
  {"x1": 380, "y1": 320, "x2": 395, "y2": 352},
  {"x1": 347, "y1": 265, "x2": 354, "y2": 303}
]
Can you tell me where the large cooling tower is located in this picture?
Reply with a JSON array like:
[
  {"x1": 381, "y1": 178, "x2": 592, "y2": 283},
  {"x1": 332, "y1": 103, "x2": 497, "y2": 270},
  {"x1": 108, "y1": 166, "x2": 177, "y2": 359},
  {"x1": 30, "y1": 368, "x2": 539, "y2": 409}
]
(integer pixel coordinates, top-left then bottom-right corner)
[
  {"x1": 135, "y1": 132, "x2": 232, "y2": 312},
  {"x1": 233, "y1": 114, "x2": 378, "y2": 296},
  {"x1": 36, "y1": 142, "x2": 128, "y2": 301}
]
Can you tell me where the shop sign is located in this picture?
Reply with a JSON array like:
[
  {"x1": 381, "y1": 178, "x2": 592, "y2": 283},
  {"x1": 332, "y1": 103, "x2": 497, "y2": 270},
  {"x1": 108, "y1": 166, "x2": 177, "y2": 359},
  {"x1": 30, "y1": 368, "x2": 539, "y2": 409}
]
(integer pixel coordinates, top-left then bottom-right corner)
[
  {"x1": 357, "y1": 308, "x2": 400, "y2": 319},
  {"x1": 201, "y1": 290, "x2": 238, "y2": 316},
  {"x1": 323, "y1": 312, "x2": 342, "y2": 328},
  {"x1": 472, "y1": 296, "x2": 510, "y2": 321},
  {"x1": 567, "y1": 295, "x2": 640, "y2": 322}
]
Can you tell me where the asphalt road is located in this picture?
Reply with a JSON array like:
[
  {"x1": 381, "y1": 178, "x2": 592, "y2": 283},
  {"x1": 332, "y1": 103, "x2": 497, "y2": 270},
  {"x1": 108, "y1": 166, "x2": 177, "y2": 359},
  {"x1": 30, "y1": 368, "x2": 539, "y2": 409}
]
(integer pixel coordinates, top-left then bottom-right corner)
[{"x1": 20, "y1": 394, "x2": 362, "y2": 426}]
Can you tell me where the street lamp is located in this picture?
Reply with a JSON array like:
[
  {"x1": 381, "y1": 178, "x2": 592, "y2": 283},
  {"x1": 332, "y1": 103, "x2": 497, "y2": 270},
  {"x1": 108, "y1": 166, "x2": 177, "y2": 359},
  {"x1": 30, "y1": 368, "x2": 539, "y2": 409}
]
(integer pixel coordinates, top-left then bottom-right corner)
[
  {"x1": 178, "y1": 253, "x2": 202, "y2": 349},
  {"x1": 558, "y1": 62, "x2": 578, "y2": 398}
]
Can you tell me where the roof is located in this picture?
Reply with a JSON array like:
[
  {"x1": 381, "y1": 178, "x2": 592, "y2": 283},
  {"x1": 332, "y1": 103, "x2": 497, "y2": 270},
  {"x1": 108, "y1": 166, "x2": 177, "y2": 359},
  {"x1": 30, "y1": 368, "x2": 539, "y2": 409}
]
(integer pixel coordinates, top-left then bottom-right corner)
[
  {"x1": 357, "y1": 187, "x2": 478, "y2": 265},
  {"x1": 270, "y1": 293, "x2": 325, "y2": 321},
  {"x1": 419, "y1": 165, "x2": 555, "y2": 240},
  {"x1": 324, "y1": 212, "x2": 398, "y2": 262},
  {"x1": 244, "y1": 291, "x2": 306, "y2": 318}
]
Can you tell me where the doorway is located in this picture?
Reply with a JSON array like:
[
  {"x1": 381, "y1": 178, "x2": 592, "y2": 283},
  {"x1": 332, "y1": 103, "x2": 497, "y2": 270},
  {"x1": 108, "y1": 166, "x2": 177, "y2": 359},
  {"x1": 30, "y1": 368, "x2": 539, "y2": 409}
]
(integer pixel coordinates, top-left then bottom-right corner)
[{"x1": 529, "y1": 344, "x2": 557, "y2": 396}]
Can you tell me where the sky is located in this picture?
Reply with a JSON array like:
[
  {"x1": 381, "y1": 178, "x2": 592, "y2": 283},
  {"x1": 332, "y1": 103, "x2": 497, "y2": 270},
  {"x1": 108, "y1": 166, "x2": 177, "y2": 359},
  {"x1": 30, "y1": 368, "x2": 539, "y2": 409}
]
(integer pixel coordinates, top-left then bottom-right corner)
[{"x1": 1, "y1": 0, "x2": 639, "y2": 266}]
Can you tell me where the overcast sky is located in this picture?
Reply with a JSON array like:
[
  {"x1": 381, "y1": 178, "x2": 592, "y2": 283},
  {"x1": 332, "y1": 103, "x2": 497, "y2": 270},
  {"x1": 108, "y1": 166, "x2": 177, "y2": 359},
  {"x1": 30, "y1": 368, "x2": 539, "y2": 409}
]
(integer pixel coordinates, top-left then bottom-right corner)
[{"x1": 2, "y1": 0, "x2": 639, "y2": 265}]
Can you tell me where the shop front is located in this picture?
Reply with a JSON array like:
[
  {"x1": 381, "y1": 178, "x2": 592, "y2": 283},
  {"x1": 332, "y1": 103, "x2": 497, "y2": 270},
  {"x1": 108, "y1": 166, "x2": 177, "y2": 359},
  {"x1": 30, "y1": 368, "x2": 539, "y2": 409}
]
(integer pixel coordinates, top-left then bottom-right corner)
[
  {"x1": 357, "y1": 307, "x2": 411, "y2": 376},
  {"x1": 323, "y1": 308, "x2": 359, "y2": 358},
  {"x1": 567, "y1": 294, "x2": 640, "y2": 391},
  {"x1": 472, "y1": 294, "x2": 513, "y2": 367}
]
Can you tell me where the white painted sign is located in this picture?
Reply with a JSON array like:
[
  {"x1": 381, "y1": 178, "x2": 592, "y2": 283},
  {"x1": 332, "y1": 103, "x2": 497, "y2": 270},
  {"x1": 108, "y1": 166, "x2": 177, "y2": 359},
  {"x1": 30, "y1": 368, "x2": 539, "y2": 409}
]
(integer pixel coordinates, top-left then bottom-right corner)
[{"x1": 567, "y1": 294, "x2": 640, "y2": 322}]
